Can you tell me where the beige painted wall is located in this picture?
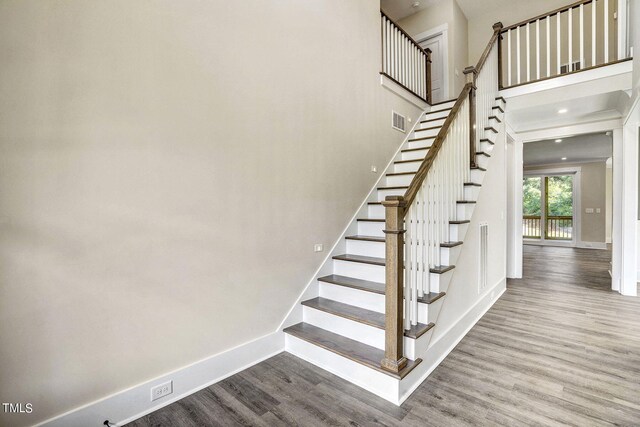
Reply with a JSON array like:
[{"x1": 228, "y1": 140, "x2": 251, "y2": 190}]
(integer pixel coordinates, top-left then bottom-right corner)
[
  {"x1": 525, "y1": 161, "x2": 608, "y2": 243},
  {"x1": 0, "y1": 1, "x2": 422, "y2": 426},
  {"x1": 399, "y1": 0, "x2": 469, "y2": 97}
]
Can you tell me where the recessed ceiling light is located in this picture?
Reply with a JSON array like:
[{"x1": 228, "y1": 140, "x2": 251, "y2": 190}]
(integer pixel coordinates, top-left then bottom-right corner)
[
  {"x1": 412, "y1": 1, "x2": 420, "y2": 7},
  {"x1": 558, "y1": 108, "x2": 568, "y2": 114},
  {"x1": 555, "y1": 139, "x2": 563, "y2": 143},
  {"x1": 561, "y1": 157, "x2": 567, "y2": 160}
]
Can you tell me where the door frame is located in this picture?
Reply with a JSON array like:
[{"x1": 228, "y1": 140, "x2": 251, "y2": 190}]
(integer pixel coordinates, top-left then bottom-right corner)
[
  {"x1": 414, "y1": 24, "x2": 450, "y2": 101},
  {"x1": 523, "y1": 167, "x2": 582, "y2": 247}
]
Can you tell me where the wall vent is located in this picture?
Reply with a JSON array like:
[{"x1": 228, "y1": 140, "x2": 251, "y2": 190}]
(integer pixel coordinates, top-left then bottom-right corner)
[
  {"x1": 392, "y1": 111, "x2": 406, "y2": 133},
  {"x1": 479, "y1": 222, "x2": 488, "y2": 293},
  {"x1": 560, "y1": 60, "x2": 581, "y2": 74}
]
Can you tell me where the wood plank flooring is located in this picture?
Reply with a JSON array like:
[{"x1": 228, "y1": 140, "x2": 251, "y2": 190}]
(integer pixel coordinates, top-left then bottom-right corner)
[{"x1": 127, "y1": 245, "x2": 640, "y2": 426}]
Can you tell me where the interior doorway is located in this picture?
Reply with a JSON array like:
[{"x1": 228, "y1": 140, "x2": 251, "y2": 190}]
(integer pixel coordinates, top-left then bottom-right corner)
[
  {"x1": 523, "y1": 173, "x2": 577, "y2": 245},
  {"x1": 416, "y1": 26, "x2": 448, "y2": 103}
]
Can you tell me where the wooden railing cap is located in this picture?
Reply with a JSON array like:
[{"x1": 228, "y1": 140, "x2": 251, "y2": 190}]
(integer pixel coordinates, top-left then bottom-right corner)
[
  {"x1": 493, "y1": 22, "x2": 504, "y2": 31},
  {"x1": 463, "y1": 66, "x2": 477, "y2": 75}
]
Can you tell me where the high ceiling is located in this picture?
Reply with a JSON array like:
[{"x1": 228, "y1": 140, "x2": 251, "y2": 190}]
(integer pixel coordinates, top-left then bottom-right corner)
[
  {"x1": 380, "y1": 0, "x2": 442, "y2": 21},
  {"x1": 524, "y1": 132, "x2": 613, "y2": 166}
]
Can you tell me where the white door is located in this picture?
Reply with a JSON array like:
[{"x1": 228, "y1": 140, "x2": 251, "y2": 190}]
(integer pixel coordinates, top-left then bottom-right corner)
[{"x1": 420, "y1": 35, "x2": 445, "y2": 103}]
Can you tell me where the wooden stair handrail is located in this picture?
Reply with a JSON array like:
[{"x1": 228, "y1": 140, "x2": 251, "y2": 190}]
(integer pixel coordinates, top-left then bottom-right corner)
[
  {"x1": 475, "y1": 23, "x2": 504, "y2": 76},
  {"x1": 380, "y1": 10, "x2": 432, "y2": 59}
]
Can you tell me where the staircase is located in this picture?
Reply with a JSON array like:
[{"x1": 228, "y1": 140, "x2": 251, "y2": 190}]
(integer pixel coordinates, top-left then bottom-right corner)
[{"x1": 283, "y1": 22, "x2": 506, "y2": 404}]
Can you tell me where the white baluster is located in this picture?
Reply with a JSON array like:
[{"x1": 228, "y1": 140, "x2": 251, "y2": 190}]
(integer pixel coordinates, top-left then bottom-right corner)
[
  {"x1": 580, "y1": 4, "x2": 584, "y2": 68},
  {"x1": 604, "y1": 0, "x2": 609, "y2": 62},
  {"x1": 557, "y1": 12, "x2": 561, "y2": 74},
  {"x1": 507, "y1": 30, "x2": 512, "y2": 86},
  {"x1": 536, "y1": 19, "x2": 540, "y2": 80},
  {"x1": 592, "y1": 0, "x2": 597, "y2": 66},
  {"x1": 569, "y1": 7, "x2": 573, "y2": 68},
  {"x1": 517, "y1": 27, "x2": 521, "y2": 84},
  {"x1": 546, "y1": 17, "x2": 551, "y2": 77},
  {"x1": 526, "y1": 23, "x2": 531, "y2": 82}
]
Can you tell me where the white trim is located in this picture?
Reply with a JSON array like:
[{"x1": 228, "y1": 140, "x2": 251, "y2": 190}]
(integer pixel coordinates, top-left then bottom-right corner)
[
  {"x1": 398, "y1": 278, "x2": 507, "y2": 405},
  {"x1": 516, "y1": 119, "x2": 623, "y2": 143},
  {"x1": 413, "y1": 24, "x2": 450, "y2": 100},
  {"x1": 380, "y1": 74, "x2": 430, "y2": 109},
  {"x1": 576, "y1": 241, "x2": 609, "y2": 249},
  {"x1": 506, "y1": 124, "x2": 523, "y2": 278},
  {"x1": 36, "y1": 332, "x2": 284, "y2": 427}
]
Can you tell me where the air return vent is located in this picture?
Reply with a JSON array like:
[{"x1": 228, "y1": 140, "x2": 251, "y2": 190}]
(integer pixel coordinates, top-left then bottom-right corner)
[
  {"x1": 392, "y1": 111, "x2": 406, "y2": 132},
  {"x1": 479, "y1": 222, "x2": 488, "y2": 293}
]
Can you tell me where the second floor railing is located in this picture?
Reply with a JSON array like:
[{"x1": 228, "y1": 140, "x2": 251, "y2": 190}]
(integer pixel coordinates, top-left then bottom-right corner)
[
  {"x1": 498, "y1": 0, "x2": 632, "y2": 89},
  {"x1": 524, "y1": 215, "x2": 573, "y2": 240},
  {"x1": 381, "y1": 11, "x2": 432, "y2": 103}
]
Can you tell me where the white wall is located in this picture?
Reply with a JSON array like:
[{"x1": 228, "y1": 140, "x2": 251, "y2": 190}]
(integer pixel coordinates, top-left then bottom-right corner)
[{"x1": 0, "y1": 1, "x2": 422, "y2": 426}]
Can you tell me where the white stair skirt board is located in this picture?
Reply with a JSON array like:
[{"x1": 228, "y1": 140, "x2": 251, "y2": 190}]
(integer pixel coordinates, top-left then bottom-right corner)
[{"x1": 285, "y1": 334, "x2": 404, "y2": 404}]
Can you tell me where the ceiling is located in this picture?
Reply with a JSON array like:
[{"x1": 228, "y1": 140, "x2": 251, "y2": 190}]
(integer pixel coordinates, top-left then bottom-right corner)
[
  {"x1": 380, "y1": 0, "x2": 442, "y2": 21},
  {"x1": 524, "y1": 132, "x2": 613, "y2": 166}
]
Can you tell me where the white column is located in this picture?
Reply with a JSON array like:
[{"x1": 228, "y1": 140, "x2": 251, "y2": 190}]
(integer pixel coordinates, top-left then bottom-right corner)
[{"x1": 620, "y1": 124, "x2": 638, "y2": 296}]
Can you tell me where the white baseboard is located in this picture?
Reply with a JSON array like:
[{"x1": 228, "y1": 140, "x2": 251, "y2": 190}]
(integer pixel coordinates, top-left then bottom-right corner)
[
  {"x1": 398, "y1": 277, "x2": 507, "y2": 404},
  {"x1": 576, "y1": 241, "x2": 608, "y2": 250},
  {"x1": 37, "y1": 332, "x2": 284, "y2": 427}
]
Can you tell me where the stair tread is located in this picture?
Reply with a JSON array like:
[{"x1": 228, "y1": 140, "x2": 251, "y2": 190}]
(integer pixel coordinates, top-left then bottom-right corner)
[
  {"x1": 420, "y1": 117, "x2": 446, "y2": 124},
  {"x1": 357, "y1": 218, "x2": 385, "y2": 222},
  {"x1": 431, "y1": 97, "x2": 458, "y2": 106},
  {"x1": 317, "y1": 275, "x2": 445, "y2": 304},
  {"x1": 451, "y1": 219, "x2": 470, "y2": 224},
  {"x1": 484, "y1": 126, "x2": 498, "y2": 134},
  {"x1": 333, "y1": 254, "x2": 385, "y2": 266},
  {"x1": 377, "y1": 185, "x2": 409, "y2": 191},
  {"x1": 283, "y1": 322, "x2": 422, "y2": 379},
  {"x1": 415, "y1": 125, "x2": 442, "y2": 132},
  {"x1": 387, "y1": 171, "x2": 416, "y2": 176},
  {"x1": 333, "y1": 254, "x2": 453, "y2": 273},
  {"x1": 301, "y1": 297, "x2": 434, "y2": 339},
  {"x1": 408, "y1": 136, "x2": 436, "y2": 142},
  {"x1": 345, "y1": 235, "x2": 384, "y2": 242},
  {"x1": 457, "y1": 200, "x2": 477, "y2": 204},
  {"x1": 480, "y1": 138, "x2": 495, "y2": 145},
  {"x1": 394, "y1": 159, "x2": 423, "y2": 164},
  {"x1": 492, "y1": 105, "x2": 505, "y2": 113},
  {"x1": 440, "y1": 241, "x2": 463, "y2": 248},
  {"x1": 488, "y1": 115, "x2": 502, "y2": 123},
  {"x1": 464, "y1": 182, "x2": 482, "y2": 187},
  {"x1": 476, "y1": 151, "x2": 491, "y2": 157},
  {"x1": 402, "y1": 146, "x2": 431, "y2": 153},
  {"x1": 424, "y1": 107, "x2": 453, "y2": 115},
  {"x1": 471, "y1": 165, "x2": 487, "y2": 171}
]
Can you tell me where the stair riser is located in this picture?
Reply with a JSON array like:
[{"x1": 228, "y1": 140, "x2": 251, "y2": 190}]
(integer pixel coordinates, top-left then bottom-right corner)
[
  {"x1": 318, "y1": 282, "x2": 430, "y2": 321},
  {"x1": 346, "y1": 239, "x2": 385, "y2": 258},
  {"x1": 450, "y1": 222, "x2": 469, "y2": 241},
  {"x1": 471, "y1": 169, "x2": 485, "y2": 183},
  {"x1": 412, "y1": 127, "x2": 440, "y2": 139},
  {"x1": 464, "y1": 186, "x2": 481, "y2": 200},
  {"x1": 284, "y1": 335, "x2": 400, "y2": 404},
  {"x1": 483, "y1": 131, "x2": 497, "y2": 144},
  {"x1": 358, "y1": 221, "x2": 384, "y2": 237},
  {"x1": 368, "y1": 204, "x2": 384, "y2": 217},
  {"x1": 393, "y1": 162, "x2": 421, "y2": 174},
  {"x1": 476, "y1": 154, "x2": 490, "y2": 169},
  {"x1": 488, "y1": 117, "x2": 501, "y2": 129},
  {"x1": 333, "y1": 259, "x2": 385, "y2": 282},
  {"x1": 431, "y1": 269, "x2": 454, "y2": 293},
  {"x1": 441, "y1": 244, "x2": 462, "y2": 266},
  {"x1": 480, "y1": 141, "x2": 495, "y2": 154},
  {"x1": 406, "y1": 139, "x2": 434, "y2": 149},
  {"x1": 457, "y1": 203, "x2": 475, "y2": 221},
  {"x1": 417, "y1": 118, "x2": 445, "y2": 129},
  {"x1": 385, "y1": 174, "x2": 414, "y2": 187},
  {"x1": 401, "y1": 149, "x2": 428, "y2": 161},
  {"x1": 302, "y1": 306, "x2": 422, "y2": 360},
  {"x1": 425, "y1": 109, "x2": 450, "y2": 120},
  {"x1": 435, "y1": 101, "x2": 456, "y2": 110},
  {"x1": 377, "y1": 188, "x2": 406, "y2": 201}
]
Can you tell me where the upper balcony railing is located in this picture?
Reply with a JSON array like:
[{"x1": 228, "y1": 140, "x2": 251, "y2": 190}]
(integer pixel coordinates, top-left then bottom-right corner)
[
  {"x1": 498, "y1": 0, "x2": 632, "y2": 89},
  {"x1": 381, "y1": 11, "x2": 432, "y2": 103}
]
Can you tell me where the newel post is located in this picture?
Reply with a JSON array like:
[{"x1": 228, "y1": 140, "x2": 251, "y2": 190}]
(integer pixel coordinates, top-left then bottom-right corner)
[
  {"x1": 463, "y1": 66, "x2": 478, "y2": 168},
  {"x1": 425, "y1": 48, "x2": 432, "y2": 104},
  {"x1": 381, "y1": 195, "x2": 408, "y2": 374}
]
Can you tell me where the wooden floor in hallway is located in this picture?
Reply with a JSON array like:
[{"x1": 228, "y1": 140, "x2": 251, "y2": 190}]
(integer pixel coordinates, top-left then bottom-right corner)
[{"x1": 127, "y1": 245, "x2": 640, "y2": 426}]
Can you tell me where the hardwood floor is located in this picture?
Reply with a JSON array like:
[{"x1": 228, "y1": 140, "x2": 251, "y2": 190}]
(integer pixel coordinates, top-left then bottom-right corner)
[{"x1": 127, "y1": 245, "x2": 640, "y2": 426}]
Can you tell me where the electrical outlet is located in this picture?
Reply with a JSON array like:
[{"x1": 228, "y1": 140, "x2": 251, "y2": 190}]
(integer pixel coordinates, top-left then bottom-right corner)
[
  {"x1": 586, "y1": 208, "x2": 594, "y2": 214},
  {"x1": 151, "y1": 381, "x2": 173, "y2": 402},
  {"x1": 596, "y1": 208, "x2": 601, "y2": 214},
  {"x1": 371, "y1": 165, "x2": 377, "y2": 173},
  {"x1": 314, "y1": 244, "x2": 323, "y2": 252}
]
